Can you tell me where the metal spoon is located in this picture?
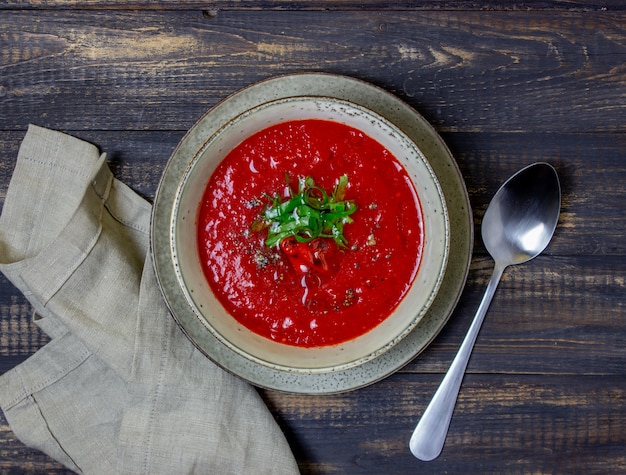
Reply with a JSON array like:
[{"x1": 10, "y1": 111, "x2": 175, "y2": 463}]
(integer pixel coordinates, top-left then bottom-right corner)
[{"x1": 409, "y1": 162, "x2": 561, "y2": 461}]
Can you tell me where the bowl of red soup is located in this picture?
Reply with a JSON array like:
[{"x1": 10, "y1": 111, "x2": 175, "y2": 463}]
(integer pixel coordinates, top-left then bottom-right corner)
[{"x1": 166, "y1": 96, "x2": 449, "y2": 373}]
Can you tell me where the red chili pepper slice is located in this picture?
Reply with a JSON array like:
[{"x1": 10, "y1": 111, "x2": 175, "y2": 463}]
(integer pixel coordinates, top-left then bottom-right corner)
[{"x1": 280, "y1": 237, "x2": 334, "y2": 275}]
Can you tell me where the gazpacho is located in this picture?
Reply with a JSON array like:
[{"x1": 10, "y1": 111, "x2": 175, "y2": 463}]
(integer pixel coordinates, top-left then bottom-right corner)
[{"x1": 197, "y1": 119, "x2": 423, "y2": 347}]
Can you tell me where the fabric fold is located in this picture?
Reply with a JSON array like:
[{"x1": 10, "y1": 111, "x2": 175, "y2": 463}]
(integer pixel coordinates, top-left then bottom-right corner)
[
  {"x1": 0, "y1": 125, "x2": 299, "y2": 474},
  {"x1": 0, "y1": 332, "x2": 124, "y2": 473}
]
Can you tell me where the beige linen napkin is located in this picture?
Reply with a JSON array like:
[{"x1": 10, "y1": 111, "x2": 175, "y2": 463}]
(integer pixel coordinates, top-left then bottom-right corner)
[{"x1": 0, "y1": 125, "x2": 300, "y2": 474}]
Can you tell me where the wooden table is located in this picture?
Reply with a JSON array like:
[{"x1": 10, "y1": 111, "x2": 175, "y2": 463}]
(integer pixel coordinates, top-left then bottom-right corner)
[{"x1": 1, "y1": 2, "x2": 625, "y2": 473}]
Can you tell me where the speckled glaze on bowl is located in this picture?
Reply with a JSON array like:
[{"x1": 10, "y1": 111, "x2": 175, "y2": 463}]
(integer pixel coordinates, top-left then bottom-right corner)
[
  {"x1": 151, "y1": 73, "x2": 473, "y2": 394},
  {"x1": 171, "y1": 96, "x2": 449, "y2": 374}
]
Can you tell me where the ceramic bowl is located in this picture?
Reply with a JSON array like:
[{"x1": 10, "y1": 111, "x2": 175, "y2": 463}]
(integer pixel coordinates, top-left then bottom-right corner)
[{"x1": 170, "y1": 96, "x2": 449, "y2": 373}]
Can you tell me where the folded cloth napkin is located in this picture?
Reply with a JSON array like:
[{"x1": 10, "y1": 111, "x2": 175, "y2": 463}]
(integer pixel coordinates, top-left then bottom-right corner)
[{"x1": 0, "y1": 125, "x2": 300, "y2": 474}]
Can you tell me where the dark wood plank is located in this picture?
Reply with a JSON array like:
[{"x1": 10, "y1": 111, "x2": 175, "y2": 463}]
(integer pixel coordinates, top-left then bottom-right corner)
[
  {"x1": 3, "y1": 130, "x2": 624, "y2": 256},
  {"x1": 2, "y1": 373, "x2": 623, "y2": 473},
  {"x1": 447, "y1": 132, "x2": 626, "y2": 256},
  {"x1": 2, "y1": 249, "x2": 624, "y2": 377},
  {"x1": 406, "y1": 254, "x2": 626, "y2": 375},
  {"x1": 1, "y1": 1, "x2": 624, "y2": 12},
  {"x1": 261, "y1": 373, "x2": 626, "y2": 474},
  {"x1": 2, "y1": 128, "x2": 625, "y2": 376},
  {"x1": 1, "y1": 11, "x2": 624, "y2": 133}
]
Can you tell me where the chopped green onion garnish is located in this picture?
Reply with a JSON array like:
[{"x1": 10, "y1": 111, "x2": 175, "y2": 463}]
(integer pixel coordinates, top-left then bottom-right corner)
[{"x1": 257, "y1": 174, "x2": 357, "y2": 248}]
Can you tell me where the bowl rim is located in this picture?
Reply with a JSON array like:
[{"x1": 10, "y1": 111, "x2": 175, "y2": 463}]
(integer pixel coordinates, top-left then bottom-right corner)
[{"x1": 170, "y1": 94, "x2": 450, "y2": 373}]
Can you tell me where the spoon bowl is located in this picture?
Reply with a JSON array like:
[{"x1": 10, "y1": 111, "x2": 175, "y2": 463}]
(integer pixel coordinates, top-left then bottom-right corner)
[
  {"x1": 483, "y1": 163, "x2": 561, "y2": 265},
  {"x1": 409, "y1": 162, "x2": 561, "y2": 461}
]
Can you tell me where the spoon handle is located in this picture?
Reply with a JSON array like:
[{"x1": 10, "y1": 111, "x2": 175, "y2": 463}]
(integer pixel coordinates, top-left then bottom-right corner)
[{"x1": 409, "y1": 262, "x2": 506, "y2": 461}]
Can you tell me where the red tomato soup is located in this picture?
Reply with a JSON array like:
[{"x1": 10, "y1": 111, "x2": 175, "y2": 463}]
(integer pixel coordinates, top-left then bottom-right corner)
[{"x1": 197, "y1": 119, "x2": 423, "y2": 347}]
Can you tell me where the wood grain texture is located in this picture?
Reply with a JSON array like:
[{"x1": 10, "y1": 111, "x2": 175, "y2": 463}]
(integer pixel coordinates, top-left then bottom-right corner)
[
  {"x1": 2, "y1": 130, "x2": 624, "y2": 256},
  {"x1": 262, "y1": 374, "x2": 626, "y2": 474},
  {"x1": 3, "y1": 254, "x2": 622, "y2": 374},
  {"x1": 1, "y1": 11, "x2": 625, "y2": 133},
  {"x1": 2, "y1": 374, "x2": 622, "y2": 474},
  {"x1": 1, "y1": 1, "x2": 624, "y2": 11},
  {"x1": 0, "y1": 4, "x2": 624, "y2": 474},
  {"x1": 0, "y1": 130, "x2": 624, "y2": 372}
]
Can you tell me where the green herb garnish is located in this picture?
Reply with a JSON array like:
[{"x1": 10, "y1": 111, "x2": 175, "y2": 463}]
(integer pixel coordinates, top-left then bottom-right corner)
[{"x1": 257, "y1": 174, "x2": 357, "y2": 248}]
